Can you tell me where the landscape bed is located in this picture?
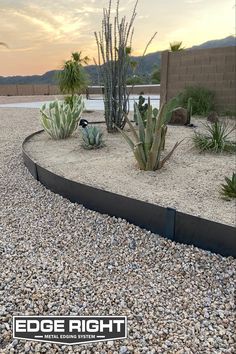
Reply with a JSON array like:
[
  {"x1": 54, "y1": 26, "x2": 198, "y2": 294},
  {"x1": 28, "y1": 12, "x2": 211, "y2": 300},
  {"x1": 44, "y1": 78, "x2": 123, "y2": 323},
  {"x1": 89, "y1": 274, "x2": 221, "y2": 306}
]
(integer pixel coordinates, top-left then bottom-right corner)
[
  {"x1": 23, "y1": 112, "x2": 236, "y2": 257},
  {"x1": 24, "y1": 113, "x2": 235, "y2": 226}
]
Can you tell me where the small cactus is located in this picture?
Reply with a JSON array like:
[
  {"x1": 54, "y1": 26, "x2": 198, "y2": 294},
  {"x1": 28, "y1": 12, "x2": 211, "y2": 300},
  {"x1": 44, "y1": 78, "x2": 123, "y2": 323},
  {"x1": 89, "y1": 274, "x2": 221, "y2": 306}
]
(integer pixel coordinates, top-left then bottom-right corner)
[
  {"x1": 81, "y1": 125, "x2": 104, "y2": 149},
  {"x1": 134, "y1": 95, "x2": 159, "y2": 127}
]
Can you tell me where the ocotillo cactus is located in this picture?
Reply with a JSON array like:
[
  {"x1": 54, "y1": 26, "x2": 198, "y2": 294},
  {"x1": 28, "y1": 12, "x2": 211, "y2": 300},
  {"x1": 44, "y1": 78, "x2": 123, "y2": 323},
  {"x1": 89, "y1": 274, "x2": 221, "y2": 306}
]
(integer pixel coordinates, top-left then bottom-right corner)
[{"x1": 95, "y1": 0, "x2": 138, "y2": 132}]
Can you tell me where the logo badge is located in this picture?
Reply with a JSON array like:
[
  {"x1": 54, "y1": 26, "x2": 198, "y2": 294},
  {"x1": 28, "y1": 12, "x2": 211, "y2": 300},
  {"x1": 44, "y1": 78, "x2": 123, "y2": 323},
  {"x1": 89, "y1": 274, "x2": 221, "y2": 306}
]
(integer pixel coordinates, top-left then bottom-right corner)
[{"x1": 13, "y1": 316, "x2": 127, "y2": 345}]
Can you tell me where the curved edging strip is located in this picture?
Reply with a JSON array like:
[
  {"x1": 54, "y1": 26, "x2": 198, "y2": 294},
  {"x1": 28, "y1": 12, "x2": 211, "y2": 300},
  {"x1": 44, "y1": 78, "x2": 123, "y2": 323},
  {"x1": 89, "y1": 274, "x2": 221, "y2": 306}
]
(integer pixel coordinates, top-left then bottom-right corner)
[{"x1": 22, "y1": 131, "x2": 236, "y2": 258}]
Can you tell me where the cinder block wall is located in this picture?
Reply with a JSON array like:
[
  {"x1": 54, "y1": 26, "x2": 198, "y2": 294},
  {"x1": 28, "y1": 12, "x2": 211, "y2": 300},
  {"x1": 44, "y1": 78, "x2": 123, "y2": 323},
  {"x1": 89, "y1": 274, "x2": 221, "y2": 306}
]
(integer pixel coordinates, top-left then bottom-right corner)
[
  {"x1": 0, "y1": 84, "x2": 160, "y2": 96},
  {"x1": 160, "y1": 46, "x2": 236, "y2": 112}
]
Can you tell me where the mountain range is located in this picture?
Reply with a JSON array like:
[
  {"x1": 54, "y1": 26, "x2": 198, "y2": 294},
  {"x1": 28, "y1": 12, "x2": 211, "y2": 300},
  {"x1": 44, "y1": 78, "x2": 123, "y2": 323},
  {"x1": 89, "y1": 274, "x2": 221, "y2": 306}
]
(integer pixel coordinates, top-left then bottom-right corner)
[{"x1": 0, "y1": 36, "x2": 235, "y2": 85}]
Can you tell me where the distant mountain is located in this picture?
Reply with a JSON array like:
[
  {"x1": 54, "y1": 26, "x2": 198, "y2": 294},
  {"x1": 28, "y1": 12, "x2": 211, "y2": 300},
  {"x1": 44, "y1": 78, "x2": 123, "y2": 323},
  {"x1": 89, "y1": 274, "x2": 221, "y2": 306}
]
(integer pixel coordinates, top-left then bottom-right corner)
[
  {"x1": 0, "y1": 70, "x2": 61, "y2": 85},
  {"x1": 0, "y1": 36, "x2": 235, "y2": 85},
  {"x1": 191, "y1": 36, "x2": 236, "y2": 49}
]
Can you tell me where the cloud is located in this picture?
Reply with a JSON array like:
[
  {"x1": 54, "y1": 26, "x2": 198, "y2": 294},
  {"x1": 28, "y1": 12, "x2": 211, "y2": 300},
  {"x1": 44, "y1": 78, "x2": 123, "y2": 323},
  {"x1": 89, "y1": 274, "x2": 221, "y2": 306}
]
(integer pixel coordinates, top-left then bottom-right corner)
[{"x1": 0, "y1": 0, "x2": 234, "y2": 75}]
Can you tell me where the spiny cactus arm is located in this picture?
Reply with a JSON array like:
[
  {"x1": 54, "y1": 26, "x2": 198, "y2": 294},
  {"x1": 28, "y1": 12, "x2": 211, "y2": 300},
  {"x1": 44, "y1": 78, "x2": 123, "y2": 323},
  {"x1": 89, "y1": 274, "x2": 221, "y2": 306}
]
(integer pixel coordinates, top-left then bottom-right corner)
[{"x1": 135, "y1": 103, "x2": 145, "y2": 144}]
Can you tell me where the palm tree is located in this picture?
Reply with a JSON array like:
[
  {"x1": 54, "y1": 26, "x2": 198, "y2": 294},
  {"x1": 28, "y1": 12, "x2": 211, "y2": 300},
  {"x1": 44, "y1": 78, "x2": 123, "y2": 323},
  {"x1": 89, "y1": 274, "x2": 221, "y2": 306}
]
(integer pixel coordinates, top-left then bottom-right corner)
[
  {"x1": 58, "y1": 51, "x2": 89, "y2": 101},
  {"x1": 169, "y1": 41, "x2": 184, "y2": 52}
]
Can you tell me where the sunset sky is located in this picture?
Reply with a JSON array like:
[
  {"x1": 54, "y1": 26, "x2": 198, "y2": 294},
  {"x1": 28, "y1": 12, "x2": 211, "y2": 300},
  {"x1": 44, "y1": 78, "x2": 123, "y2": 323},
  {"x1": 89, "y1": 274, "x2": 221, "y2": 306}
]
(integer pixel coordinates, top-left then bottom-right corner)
[{"x1": 0, "y1": 0, "x2": 235, "y2": 76}]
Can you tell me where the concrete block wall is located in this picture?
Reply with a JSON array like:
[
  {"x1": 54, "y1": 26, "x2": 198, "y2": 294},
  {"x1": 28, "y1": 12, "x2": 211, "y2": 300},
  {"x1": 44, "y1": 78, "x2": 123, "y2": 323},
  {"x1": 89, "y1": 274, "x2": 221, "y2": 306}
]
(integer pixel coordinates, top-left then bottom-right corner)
[
  {"x1": 160, "y1": 46, "x2": 236, "y2": 112},
  {"x1": 0, "y1": 84, "x2": 160, "y2": 97}
]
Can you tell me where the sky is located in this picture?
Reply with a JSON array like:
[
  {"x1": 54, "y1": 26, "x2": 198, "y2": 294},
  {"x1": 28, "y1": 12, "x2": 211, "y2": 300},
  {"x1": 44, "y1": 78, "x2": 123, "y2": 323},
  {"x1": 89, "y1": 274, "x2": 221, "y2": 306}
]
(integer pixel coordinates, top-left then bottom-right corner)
[{"x1": 0, "y1": 0, "x2": 235, "y2": 76}]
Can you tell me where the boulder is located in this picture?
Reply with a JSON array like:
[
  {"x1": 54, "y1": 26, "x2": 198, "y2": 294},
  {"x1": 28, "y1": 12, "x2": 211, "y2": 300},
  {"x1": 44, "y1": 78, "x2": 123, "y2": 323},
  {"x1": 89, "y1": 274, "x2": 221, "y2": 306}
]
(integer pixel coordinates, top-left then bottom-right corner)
[
  {"x1": 169, "y1": 107, "x2": 188, "y2": 125},
  {"x1": 207, "y1": 111, "x2": 219, "y2": 123}
]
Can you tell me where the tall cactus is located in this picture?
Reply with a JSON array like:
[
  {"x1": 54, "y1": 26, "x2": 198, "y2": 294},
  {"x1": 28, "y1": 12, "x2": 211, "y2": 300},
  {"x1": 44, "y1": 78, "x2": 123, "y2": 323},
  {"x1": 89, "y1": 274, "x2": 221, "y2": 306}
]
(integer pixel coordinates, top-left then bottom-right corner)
[{"x1": 95, "y1": 0, "x2": 138, "y2": 132}]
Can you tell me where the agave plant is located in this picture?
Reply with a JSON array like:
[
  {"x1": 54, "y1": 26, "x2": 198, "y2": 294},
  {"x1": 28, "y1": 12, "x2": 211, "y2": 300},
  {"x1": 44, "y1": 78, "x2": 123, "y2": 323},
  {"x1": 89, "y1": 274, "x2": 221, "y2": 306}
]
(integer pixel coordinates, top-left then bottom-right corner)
[
  {"x1": 220, "y1": 173, "x2": 236, "y2": 200},
  {"x1": 116, "y1": 99, "x2": 182, "y2": 171},
  {"x1": 193, "y1": 121, "x2": 236, "y2": 153},
  {"x1": 40, "y1": 95, "x2": 84, "y2": 139},
  {"x1": 81, "y1": 125, "x2": 104, "y2": 149}
]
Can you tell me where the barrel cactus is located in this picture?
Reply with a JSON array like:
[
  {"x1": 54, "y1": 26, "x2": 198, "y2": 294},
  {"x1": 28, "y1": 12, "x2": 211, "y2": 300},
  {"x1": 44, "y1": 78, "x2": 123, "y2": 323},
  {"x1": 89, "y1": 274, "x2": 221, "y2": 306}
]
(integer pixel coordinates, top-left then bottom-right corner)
[
  {"x1": 40, "y1": 95, "x2": 84, "y2": 139},
  {"x1": 81, "y1": 125, "x2": 104, "y2": 149}
]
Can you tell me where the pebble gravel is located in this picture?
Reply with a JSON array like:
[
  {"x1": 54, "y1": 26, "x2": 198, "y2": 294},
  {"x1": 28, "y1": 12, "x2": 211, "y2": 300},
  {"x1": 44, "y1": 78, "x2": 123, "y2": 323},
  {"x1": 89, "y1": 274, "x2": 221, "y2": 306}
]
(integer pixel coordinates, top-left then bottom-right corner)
[{"x1": 0, "y1": 107, "x2": 235, "y2": 354}]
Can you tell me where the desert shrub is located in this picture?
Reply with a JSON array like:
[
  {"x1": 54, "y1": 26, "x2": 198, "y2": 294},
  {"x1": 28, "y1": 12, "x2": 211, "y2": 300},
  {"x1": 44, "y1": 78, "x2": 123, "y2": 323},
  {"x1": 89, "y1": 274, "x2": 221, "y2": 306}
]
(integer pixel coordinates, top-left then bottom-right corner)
[
  {"x1": 116, "y1": 98, "x2": 182, "y2": 171},
  {"x1": 220, "y1": 173, "x2": 236, "y2": 200},
  {"x1": 81, "y1": 125, "x2": 104, "y2": 149},
  {"x1": 193, "y1": 121, "x2": 236, "y2": 153},
  {"x1": 177, "y1": 86, "x2": 215, "y2": 115},
  {"x1": 40, "y1": 95, "x2": 84, "y2": 139}
]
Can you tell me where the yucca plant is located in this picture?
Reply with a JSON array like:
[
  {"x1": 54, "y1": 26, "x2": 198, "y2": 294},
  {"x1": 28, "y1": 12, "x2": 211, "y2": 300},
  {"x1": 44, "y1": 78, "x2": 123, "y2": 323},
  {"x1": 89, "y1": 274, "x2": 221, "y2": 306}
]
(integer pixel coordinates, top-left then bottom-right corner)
[
  {"x1": 40, "y1": 95, "x2": 84, "y2": 139},
  {"x1": 220, "y1": 173, "x2": 236, "y2": 200},
  {"x1": 116, "y1": 99, "x2": 181, "y2": 171},
  {"x1": 81, "y1": 126, "x2": 104, "y2": 149},
  {"x1": 58, "y1": 51, "x2": 89, "y2": 108},
  {"x1": 193, "y1": 121, "x2": 236, "y2": 153}
]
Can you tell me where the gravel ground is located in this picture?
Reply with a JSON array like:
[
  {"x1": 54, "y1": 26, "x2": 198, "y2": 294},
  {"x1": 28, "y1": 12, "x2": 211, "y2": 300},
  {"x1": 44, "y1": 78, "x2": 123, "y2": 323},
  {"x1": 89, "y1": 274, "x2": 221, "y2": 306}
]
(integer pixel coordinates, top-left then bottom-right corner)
[{"x1": 0, "y1": 107, "x2": 236, "y2": 354}]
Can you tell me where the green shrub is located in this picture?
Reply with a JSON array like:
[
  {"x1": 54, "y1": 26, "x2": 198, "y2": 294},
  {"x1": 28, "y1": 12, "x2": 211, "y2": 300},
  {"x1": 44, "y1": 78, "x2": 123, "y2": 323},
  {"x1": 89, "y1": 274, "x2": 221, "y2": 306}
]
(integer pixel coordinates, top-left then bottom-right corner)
[
  {"x1": 193, "y1": 121, "x2": 236, "y2": 153},
  {"x1": 40, "y1": 95, "x2": 84, "y2": 139},
  {"x1": 220, "y1": 173, "x2": 236, "y2": 200},
  {"x1": 81, "y1": 125, "x2": 104, "y2": 149},
  {"x1": 116, "y1": 99, "x2": 182, "y2": 171},
  {"x1": 177, "y1": 86, "x2": 215, "y2": 115}
]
